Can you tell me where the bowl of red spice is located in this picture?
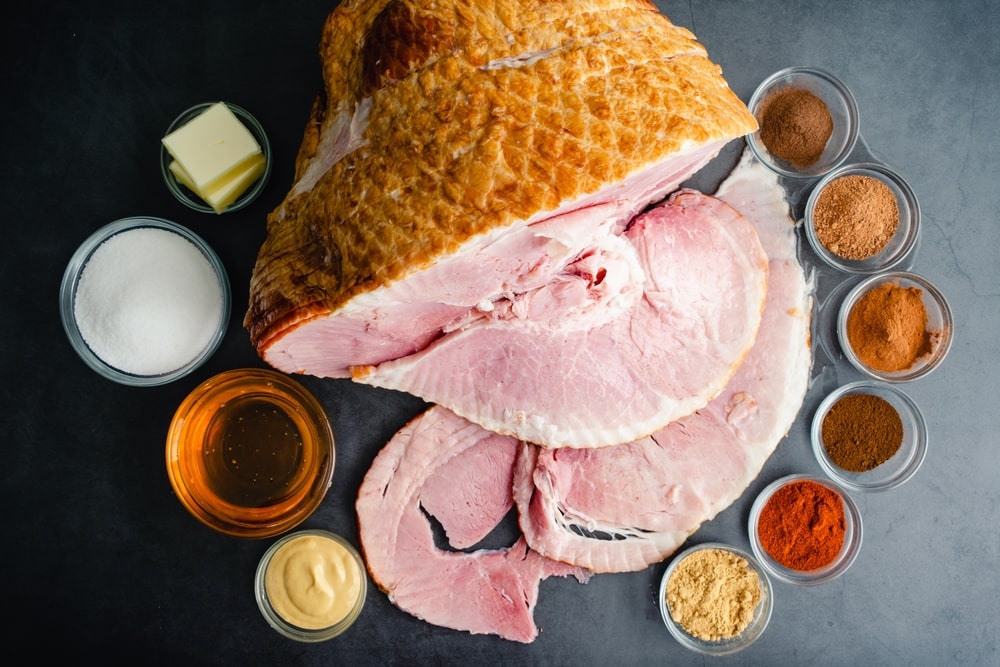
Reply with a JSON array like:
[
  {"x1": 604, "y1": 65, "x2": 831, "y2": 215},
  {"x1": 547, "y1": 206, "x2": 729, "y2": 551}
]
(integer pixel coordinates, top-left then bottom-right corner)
[
  {"x1": 811, "y1": 381, "x2": 928, "y2": 493},
  {"x1": 838, "y1": 270, "x2": 954, "y2": 382},
  {"x1": 659, "y1": 542, "x2": 773, "y2": 655},
  {"x1": 746, "y1": 66, "x2": 860, "y2": 179},
  {"x1": 804, "y1": 162, "x2": 921, "y2": 274},
  {"x1": 749, "y1": 474, "x2": 863, "y2": 586}
]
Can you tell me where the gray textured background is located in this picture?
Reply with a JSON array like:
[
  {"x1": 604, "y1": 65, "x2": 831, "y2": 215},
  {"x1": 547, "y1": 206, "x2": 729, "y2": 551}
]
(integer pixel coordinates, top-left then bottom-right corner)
[{"x1": 3, "y1": 1, "x2": 997, "y2": 664}]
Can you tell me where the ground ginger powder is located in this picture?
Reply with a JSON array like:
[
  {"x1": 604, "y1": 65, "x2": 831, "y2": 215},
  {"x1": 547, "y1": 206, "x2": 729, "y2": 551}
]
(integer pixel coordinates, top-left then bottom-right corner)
[{"x1": 666, "y1": 548, "x2": 762, "y2": 641}]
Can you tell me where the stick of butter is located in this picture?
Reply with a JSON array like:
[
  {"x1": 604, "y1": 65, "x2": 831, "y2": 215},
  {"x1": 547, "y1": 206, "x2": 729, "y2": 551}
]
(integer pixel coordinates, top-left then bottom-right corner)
[{"x1": 162, "y1": 102, "x2": 265, "y2": 213}]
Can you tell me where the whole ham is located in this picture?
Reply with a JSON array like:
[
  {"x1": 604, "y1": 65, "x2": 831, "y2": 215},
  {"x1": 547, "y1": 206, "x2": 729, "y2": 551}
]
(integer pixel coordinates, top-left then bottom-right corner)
[{"x1": 245, "y1": 0, "x2": 760, "y2": 447}]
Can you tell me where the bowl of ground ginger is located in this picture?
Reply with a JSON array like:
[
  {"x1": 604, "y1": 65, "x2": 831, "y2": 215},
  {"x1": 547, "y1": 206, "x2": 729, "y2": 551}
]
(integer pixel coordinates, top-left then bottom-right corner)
[
  {"x1": 659, "y1": 542, "x2": 773, "y2": 655},
  {"x1": 811, "y1": 380, "x2": 928, "y2": 493},
  {"x1": 746, "y1": 66, "x2": 860, "y2": 179}
]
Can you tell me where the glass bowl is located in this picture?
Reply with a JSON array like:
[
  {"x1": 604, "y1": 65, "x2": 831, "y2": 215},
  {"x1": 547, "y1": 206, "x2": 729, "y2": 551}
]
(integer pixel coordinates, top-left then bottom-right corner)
[
  {"x1": 255, "y1": 529, "x2": 367, "y2": 642},
  {"x1": 747, "y1": 66, "x2": 860, "y2": 179},
  {"x1": 166, "y1": 368, "x2": 335, "y2": 538},
  {"x1": 837, "y1": 271, "x2": 953, "y2": 382},
  {"x1": 804, "y1": 162, "x2": 920, "y2": 273},
  {"x1": 59, "y1": 216, "x2": 230, "y2": 386},
  {"x1": 658, "y1": 542, "x2": 773, "y2": 655},
  {"x1": 748, "y1": 474, "x2": 862, "y2": 586},
  {"x1": 160, "y1": 102, "x2": 272, "y2": 214},
  {"x1": 812, "y1": 381, "x2": 928, "y2": 492}
]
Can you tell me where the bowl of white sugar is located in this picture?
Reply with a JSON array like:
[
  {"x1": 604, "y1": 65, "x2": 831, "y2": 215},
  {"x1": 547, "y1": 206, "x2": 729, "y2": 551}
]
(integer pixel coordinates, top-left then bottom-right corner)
[{"x1": 60, "y1": 216, "x2": 230, "y2": 386}]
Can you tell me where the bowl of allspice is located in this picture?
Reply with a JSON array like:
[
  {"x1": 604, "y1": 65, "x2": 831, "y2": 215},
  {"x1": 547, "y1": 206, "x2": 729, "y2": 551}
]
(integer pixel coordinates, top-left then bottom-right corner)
[{"x1": 811, "y1": 380, "x2": 928, "y2": 492}]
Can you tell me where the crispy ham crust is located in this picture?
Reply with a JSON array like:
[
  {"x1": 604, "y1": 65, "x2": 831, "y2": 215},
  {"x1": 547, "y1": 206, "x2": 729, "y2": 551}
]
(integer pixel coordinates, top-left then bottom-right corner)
[{"x1": 245, "y1": 0, "x2": 756, "y2": 352}]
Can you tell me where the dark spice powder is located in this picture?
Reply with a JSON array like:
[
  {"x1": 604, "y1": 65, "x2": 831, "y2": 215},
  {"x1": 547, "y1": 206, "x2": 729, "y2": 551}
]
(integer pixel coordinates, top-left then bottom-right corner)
[
  {"x1": 821, "y1": 393, "x2": 903, "y2": 472},
  {"x1": 759, "y1": 87, "x2": 833, "y2": 168}
]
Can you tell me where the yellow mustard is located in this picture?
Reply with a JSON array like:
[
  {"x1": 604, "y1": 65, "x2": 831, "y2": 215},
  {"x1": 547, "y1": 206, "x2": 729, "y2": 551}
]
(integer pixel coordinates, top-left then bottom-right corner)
[{"x1": 264, "y1": 533, "x2": 363, "y2": 630}]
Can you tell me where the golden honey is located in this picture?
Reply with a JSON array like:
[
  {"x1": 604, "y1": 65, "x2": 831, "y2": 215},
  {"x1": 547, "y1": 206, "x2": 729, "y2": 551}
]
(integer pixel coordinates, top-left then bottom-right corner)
[{"x1": 166, "y1": 368, "x2": 334, "y2": 538}]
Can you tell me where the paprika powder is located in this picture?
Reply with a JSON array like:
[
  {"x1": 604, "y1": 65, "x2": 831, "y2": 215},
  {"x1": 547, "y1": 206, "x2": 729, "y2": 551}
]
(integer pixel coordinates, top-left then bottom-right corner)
[{"x1": 756, "y1": 479, "x2": 845, "y2": 571}]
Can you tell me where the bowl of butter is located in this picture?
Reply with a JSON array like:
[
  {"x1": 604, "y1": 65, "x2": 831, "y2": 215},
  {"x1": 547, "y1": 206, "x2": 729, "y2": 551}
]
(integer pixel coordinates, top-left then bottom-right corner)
[{"x1": 160, "y1": 101, "x2": 271, "y2": 214}]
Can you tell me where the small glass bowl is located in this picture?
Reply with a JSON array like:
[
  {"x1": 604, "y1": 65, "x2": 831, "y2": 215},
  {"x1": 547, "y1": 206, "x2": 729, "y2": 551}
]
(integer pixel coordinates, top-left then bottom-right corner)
[
  {"x1": 747, "y1": 66, "x2": 860, "y2": 179},
  {"x1": 658, "y1": 542, "x2": 773, "y2": 655},
  {"x1": 837, "y1": 271, "x2": 954, "y2": 382},
  {"x1": 804, "y1": 162, "x2": 920, "y2": 273},
  {"x1": 160, "y1": 102, "x2": 272, "y2": 214},
  {"x1": 255, "y1": 529, "x2": 367, "y2": 642},
  {"x1": 59, "y1": 216, "x2": 231, "y2": 386},
  {"x1": 812, "y1": 381, "x2": 928, "y2": 492},
  {"x1": 749, "y1": 474, "x2": 862, "y2": 586},
  {"x1": 166, "y1": 369, "x2": 335, "y2": 538}
]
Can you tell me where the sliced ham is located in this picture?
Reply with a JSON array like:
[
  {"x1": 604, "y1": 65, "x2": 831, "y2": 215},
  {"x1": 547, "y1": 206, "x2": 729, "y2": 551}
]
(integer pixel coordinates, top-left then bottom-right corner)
[
  {"x1": 512, "y1": 152, "x2": 812, "y2": 572},
  {"x1": 245, "y1": 0, "x2": 759, "y2": 447},
  {"x1": 353, "y1": 189, "x2": 767, "y2": 448},
  {"x1": 355, "y1": 405, "x2": 591, "y2": 644}
]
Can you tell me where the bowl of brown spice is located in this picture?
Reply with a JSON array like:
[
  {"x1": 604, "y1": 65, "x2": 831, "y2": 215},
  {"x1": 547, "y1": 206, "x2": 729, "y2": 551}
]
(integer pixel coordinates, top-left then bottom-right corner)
[
  {"x1": 659, "y1": 542, "x2": 773, "y2": 655},
  {"x1": 748, "y1": 474, "x2": 863, "y2": 586},
  {"x1": 747, "y1": 66, "x2": 860, "y2": 179},
  {"x1": 811, "y1": 380, "x2": 928, "y2": 493},
  {"x1": 838, "y1": 270, "x2": 954, "y2": 382},
  {"x1": 804, "y1": 162, "x2": 921, "y2": 273}
]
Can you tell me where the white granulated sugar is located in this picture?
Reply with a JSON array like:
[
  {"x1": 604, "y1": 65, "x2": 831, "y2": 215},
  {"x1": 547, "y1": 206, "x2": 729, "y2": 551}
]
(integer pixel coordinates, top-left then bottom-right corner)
[{"x1": 73, "y1": 227, "x2": 224, "y2": 375}]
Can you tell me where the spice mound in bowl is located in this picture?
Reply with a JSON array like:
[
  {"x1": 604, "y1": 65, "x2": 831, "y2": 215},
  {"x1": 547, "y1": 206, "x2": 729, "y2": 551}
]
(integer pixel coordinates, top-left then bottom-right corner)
[
  {"x1": 804, "y1": 162, "x2": 921, "y2": 274},
  {"x1": 59, "y1": 216, "x2": 231, "y2": 386},
  {"x1": 746, "y1": 66, "x2": 860, "y2": 179},
  {"x1": 811, "y1": 380, "x2": 928, "y2": 492},
  {"x1": 748, "y1": 474, "x2": 862, "y2": 586},
  {"x1": 658, "y1": 542, "x2": 773, "y2": 655},
  {"x1": 837, "y1": 270, "x2": 953, "y2": 382},
  {"x1": 166, "y1": 368, "x2": 335, "y2": 538}
]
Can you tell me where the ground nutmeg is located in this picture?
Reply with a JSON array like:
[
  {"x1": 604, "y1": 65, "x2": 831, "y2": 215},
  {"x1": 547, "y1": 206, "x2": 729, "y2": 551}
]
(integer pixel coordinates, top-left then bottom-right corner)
[
  {"x1": 822, "y1": 393, "x2": 903, "y2": 472},
  {"x1": 813, "y1": 174, "x2": 900, "y2": 260},
  {"x1": 757, "y1": 479, "x2": 845, "y2": 571},
  {"x1": 759, "y1": 87, "x2": 833, "y2": 168}
]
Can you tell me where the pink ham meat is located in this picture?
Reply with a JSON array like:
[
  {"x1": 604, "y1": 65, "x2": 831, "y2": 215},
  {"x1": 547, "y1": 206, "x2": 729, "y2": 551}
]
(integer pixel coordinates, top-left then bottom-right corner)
[
  {"x1": 355, "y1": 405, "x2": 591, "y2": 643},
  {"x1": 512, "y1": 152, "x2": 812, "y2": 572},
  {"x1": 353, "y1": 190, "x2": 768, "y2": 448}
]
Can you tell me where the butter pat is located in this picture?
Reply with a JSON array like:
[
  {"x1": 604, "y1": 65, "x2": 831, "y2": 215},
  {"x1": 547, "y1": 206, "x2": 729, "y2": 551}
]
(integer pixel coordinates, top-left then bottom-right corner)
[
  {"x1": 170, "y1": 153, "x2": 266, "y2": 213},
  {"x1": 162, "y1": 102, "x2": 265, "y2": 212}
]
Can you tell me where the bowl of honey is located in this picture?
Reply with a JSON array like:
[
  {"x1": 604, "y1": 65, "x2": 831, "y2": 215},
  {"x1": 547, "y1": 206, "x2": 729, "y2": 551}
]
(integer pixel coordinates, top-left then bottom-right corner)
[{"x1": 166, "y1": 368, "x2": 335, "y2": 538}]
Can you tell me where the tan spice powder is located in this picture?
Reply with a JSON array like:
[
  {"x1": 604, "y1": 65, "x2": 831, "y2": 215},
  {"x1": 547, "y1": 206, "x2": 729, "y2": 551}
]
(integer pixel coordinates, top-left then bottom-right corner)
[
  {"x1": 666, "y1": 548, "x2": 762, "y2": 641},
  {"x1": 814, "y1": 174, "x2": 900, "y2": 260}
]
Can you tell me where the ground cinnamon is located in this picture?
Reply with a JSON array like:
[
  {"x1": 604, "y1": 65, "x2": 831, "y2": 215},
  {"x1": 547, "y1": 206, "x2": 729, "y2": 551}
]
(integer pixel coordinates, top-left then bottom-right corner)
[
  {"x1": 758, "y1": 87, "x2": 833, "y2": 168},
  {"x1": 821, "y1": 393, "x2": 903, "y2": 472},
  {"x1": 757, "y1": 479, "x2": 845, "y2": 571},
  {"x1": 813, "y1": 174, "x2": 899, "y2": 260},
  {"x1": 846, "y1": 281, "x2": 933, "y2": 372}
]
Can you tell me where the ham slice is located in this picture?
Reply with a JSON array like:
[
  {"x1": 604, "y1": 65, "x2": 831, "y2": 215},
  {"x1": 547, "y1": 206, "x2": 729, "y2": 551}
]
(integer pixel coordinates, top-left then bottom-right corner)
[
  {"x1": 353, "y1": 190, "x2": 767, "y2": 447},
  {"x1": 512, "y1": 152, "x2": 812, "y2": 571},
  {"x1": 356, "y1": 406, "x2": 591, "y2": 643},
  {"x1": 245, "y1": 0, "x2": 759, "y2": 446}
]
